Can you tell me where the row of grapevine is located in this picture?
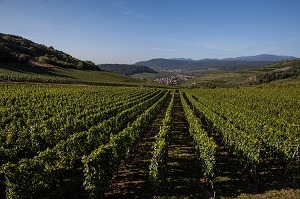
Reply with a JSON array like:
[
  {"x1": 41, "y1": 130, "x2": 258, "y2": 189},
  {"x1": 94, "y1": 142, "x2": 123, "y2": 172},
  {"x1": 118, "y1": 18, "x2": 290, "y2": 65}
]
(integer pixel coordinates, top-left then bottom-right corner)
[
  {"x1": 183, "y1": 91, "x2": 263, "y2": 178},
  {"x1": 85, "y1": 90, "x2": 167, "y2": 146},
  {"x1": 75, "y1": 88, "x2": 157, "y2": 121},
  {"x1": 0, "y1": 67, "x2": 79, "y2": 84},
  {"x1": 79, "y1": 89, "x2": 159, "y2": 127},
  {"x1": 0, "y1": 66, "x2": 148, "y2": 86},
  {"x1": 0, "y1": 85, "x2": 144, "y2": 141},
  {"x1": 0, "y1": 86, "x2": 156, "y2": 137},
  {"x1": 0, "y1": 87, "x2": 160, "y2": 164},
  {"x1": 149, "y1": 91, "x2": 174, "y2": 189},
  {"x1": 82, "y1": 91, "x2": 170, "y2": 198},
  {"x1": 189, "y1": 90, "x2": 299, "y2": 163},
  {"x1": 180, "y1": 91, "x2": 218, "y2": 188},
  {"x1": 191, "y1": 85, "x2": 299, "y2": 129},
  {"x1": 191, "y1": 85, "x2": 300, "y2": 134},
  {"x1": 1, "y1": 85, "x2": 168, "y2": 198}
]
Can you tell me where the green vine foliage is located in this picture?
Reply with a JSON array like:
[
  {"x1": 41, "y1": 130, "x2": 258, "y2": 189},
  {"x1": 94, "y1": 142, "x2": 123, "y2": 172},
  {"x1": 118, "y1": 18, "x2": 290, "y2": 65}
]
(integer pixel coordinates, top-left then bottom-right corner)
[
  {"x1": 180, "y1": 91, "x2": 218, "y2": 182},
  {"x1": 82, "y1": 91, "x2": 169, "y2": 198},
  {"x1": 1, "y1": 85, "x2": 167, "y2": 198},
  {"x1": 184, "y1": 91, "x2": 262, "y2": 170},
  {"x1": 149, "y1": 91, "x2": 174, "y2": 189}
]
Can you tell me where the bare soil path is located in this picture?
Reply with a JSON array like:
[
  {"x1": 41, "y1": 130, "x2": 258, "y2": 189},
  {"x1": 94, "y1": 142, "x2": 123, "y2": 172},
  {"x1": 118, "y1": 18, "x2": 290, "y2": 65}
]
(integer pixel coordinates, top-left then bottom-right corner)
[
  {"x1": 106, "y1": 93, "x2": 172, "y2": 198},
  {"x1": 160, "y1": 91, "x2": 206, "y2": 198}
]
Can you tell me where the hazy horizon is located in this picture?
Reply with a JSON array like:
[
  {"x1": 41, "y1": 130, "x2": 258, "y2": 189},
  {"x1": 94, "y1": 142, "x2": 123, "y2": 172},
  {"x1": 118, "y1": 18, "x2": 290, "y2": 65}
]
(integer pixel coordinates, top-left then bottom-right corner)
[{"x1": 1, "y1": 0, "x2": 300, "y2": 64}]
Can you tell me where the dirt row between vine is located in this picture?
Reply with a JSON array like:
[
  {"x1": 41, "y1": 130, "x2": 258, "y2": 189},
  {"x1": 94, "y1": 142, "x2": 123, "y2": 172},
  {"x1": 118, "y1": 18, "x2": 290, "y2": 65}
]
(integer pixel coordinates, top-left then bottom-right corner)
[
  {"x1": 106, "y1": 91, "x2": 210, "y2": 198},
  {"x1": 189, "y1": 93, "x2": 300, "y2": 198},
  {"x1": 106, "y1": 92, "x2": 172, "y2": 198},
  {"x1": 159, "y1": 91, "x2": 208, "y2": 198}
]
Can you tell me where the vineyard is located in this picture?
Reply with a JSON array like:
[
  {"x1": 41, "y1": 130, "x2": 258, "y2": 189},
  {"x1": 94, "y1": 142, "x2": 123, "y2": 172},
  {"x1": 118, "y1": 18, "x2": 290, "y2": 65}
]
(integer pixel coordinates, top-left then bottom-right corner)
[{"x1": 0, "y1": 83, "x2": 300, "y2": 198}]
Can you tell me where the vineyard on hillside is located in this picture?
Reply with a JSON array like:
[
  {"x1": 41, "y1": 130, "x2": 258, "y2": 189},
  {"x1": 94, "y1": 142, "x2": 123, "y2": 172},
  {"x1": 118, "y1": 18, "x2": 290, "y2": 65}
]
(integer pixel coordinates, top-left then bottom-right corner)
[{"x1": 0, "y1": 83, "x2": 300, "y2": 198}]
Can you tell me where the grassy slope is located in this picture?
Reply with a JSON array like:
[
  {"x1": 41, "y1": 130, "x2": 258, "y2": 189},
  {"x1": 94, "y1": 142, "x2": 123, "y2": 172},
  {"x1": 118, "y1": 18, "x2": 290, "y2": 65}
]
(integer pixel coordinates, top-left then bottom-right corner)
[
  {"x1": 97, "y1": 64, "x2": 157, "y2": 75},
  {"x1": 181, "y1": 59, "x2": 300, "y2": 87},
  {"x1": 0, "y1": 63, "x2": 167, "y2": 87},
  {"x1": 0, "y1": 33, "x2": 97, "y2": 69},
  {"x1": 131, "y1": 71, "x2": 173, "y2": 79},
  {"x1": 0, "y1": 33, "x2": 168, "y2": 87}
]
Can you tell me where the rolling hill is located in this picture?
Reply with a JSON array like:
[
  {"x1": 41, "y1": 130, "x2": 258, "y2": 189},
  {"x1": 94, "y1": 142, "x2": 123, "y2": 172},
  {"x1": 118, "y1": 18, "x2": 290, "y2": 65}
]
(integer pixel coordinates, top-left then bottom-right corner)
[
  {"x1": 181, "y1": 58, "x2": 300, "y2": 88},
  {"x1": 251, "y1": 58, "x2": 300, "y2": 84},
  {"x1": 0, "y1": 33, "x2": 98, "y2": 70},
  {"x1": 223, "y1": 54, "x2": 297, "y2": 61},
  {"x1": 0, "y1": 33, "x2": 166, "y2": 87},
  {"x1": 97, "y1": 64, "x2": 157, "y2": 75},
  {"x1": 135, "y1": 55, "x2": 297, "y2": 71}
]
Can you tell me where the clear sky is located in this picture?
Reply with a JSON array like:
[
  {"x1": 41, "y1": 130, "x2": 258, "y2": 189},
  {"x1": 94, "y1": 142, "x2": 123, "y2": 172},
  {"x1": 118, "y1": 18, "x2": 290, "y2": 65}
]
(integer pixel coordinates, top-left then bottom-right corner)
[{"x1": 1, "y1": 0, "x2": 300, "y2": 64}]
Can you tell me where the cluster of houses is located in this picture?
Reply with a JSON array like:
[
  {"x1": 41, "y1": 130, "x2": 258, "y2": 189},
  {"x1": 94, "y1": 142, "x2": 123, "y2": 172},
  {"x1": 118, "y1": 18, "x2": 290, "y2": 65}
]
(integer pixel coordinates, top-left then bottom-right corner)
[{"x1": 152, "y1": 75, "x2": 190, "y2": 85}]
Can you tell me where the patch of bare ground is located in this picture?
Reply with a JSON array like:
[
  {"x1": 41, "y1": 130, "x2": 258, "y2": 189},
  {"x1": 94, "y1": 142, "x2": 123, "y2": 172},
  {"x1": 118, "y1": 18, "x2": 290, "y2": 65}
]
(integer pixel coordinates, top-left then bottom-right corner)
[
  {"x1": 273, "y1": 66, "x2": 291, "y2": 72},
  {"x1": 30, "y1": 61, "x2": 55, "y2": 68}
]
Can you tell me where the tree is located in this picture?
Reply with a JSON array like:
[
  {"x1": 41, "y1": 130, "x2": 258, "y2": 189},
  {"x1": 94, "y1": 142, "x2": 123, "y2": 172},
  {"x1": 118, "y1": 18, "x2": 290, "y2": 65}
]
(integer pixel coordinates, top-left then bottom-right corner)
[{"x1": 38, "y1": 55, "x2": 50, "y2": 64}]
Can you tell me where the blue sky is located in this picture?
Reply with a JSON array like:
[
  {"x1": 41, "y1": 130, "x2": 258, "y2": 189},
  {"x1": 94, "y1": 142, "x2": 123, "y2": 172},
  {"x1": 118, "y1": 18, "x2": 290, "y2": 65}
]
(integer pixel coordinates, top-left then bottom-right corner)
[{"x1": 1, "y1": 0, "x2": 300, "y2": 64}]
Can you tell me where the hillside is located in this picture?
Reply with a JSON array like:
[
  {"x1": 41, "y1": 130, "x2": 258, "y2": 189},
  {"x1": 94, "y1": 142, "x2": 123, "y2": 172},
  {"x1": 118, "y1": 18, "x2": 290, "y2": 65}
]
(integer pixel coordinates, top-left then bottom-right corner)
[
  {"x1": 0, "y1": 33, "x2": 166, "y2": 87},
  {"x1": 223, "y1": 54, "x2": 297, "y2": 61},
  {"x1": 0, "y1": 33, "x2": 98, "y2": 70},
  {"x1": 181, "y1": 59, "x2": 300, "y2": 88},
  {"x1": 135, "y1": 55, "x2": 297, "y2": 71},
  {"x1": 0, "y1": 63, "x2": 167, "y2": 87},
  {"x1": 135, "y1": 58, "x2": 274, "y2": 71},
  {"x1": 251, "y1": 59, "x2": 300, "y2": 84},
  {"x1": 97, "y1": 64, "x2": 157, "y2": 75}
]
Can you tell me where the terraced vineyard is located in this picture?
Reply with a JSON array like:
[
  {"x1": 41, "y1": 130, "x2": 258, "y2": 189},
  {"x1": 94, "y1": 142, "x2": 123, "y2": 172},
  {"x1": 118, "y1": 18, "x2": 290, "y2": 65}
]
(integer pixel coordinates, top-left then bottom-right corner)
[{"x1": 0, "y1": 83, "x2": 300, "y2": 198}]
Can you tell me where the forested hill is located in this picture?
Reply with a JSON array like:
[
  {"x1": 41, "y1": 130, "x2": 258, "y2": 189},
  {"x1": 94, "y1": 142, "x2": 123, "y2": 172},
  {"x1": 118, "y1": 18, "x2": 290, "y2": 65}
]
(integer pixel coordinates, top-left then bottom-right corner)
[
  {"x1": 97, "y1": 64, "x2": 157, "y2": 75},
  {"x1": 135, "y1": 58, "x2": 275, "y2": 71},
  {"x1": 253, "y1": 59, "x2": 300, "y2": 84},
  {"x1": 135, "y1": 54, "x2": 297, "y2": 71},
  {"x1": 0, "y1": 33, "x2": 98, "y2": 70}
]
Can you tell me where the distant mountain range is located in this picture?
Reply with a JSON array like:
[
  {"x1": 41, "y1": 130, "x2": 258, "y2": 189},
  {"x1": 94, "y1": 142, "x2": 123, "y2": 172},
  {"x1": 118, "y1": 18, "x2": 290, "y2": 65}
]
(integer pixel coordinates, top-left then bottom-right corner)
[
  {"x1": 222, "y1": 54, "x2": 297, "y2": 62},
  {"x1": 1, "y1": 33, "x2": 298, "y2": 74},
  {"x1": 135, "y1": 54, "x2": 298, "y2": 71},
  {"x1": 169, "y1": 58, "x2": 194, "y2": 61}
]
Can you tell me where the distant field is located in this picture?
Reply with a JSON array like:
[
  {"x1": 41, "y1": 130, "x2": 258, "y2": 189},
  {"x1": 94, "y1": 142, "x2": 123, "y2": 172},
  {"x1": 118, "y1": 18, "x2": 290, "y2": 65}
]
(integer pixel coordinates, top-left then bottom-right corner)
[
  {"x1": 0, "y1": 63, "x2": 166, "y2": 87},
  {"x1": 181, "y1": 60, "x2": 300, "y2": 87},
  {"x1": 131, "y1": 71, "x2": 173, "y2": 79},
  {"x1": 180, "y1": 68, "x2": 255, "y2": 87}
]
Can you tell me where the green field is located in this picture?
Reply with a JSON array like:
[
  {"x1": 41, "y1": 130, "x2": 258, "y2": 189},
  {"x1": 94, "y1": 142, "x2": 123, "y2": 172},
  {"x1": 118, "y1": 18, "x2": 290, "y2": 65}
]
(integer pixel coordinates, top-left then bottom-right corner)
[
  {"x1": 0, "y1": 63, "x2": 166, "y2": 87},
  {"x1": 0, "y1": 82, "x2": 299, "y2": 199},
  {"x1": 131, "y1": 71, "x2": 174, "y2": 79},
  {"x1": 180, "y1": 59, "x2": 300, "y2": 88}
]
